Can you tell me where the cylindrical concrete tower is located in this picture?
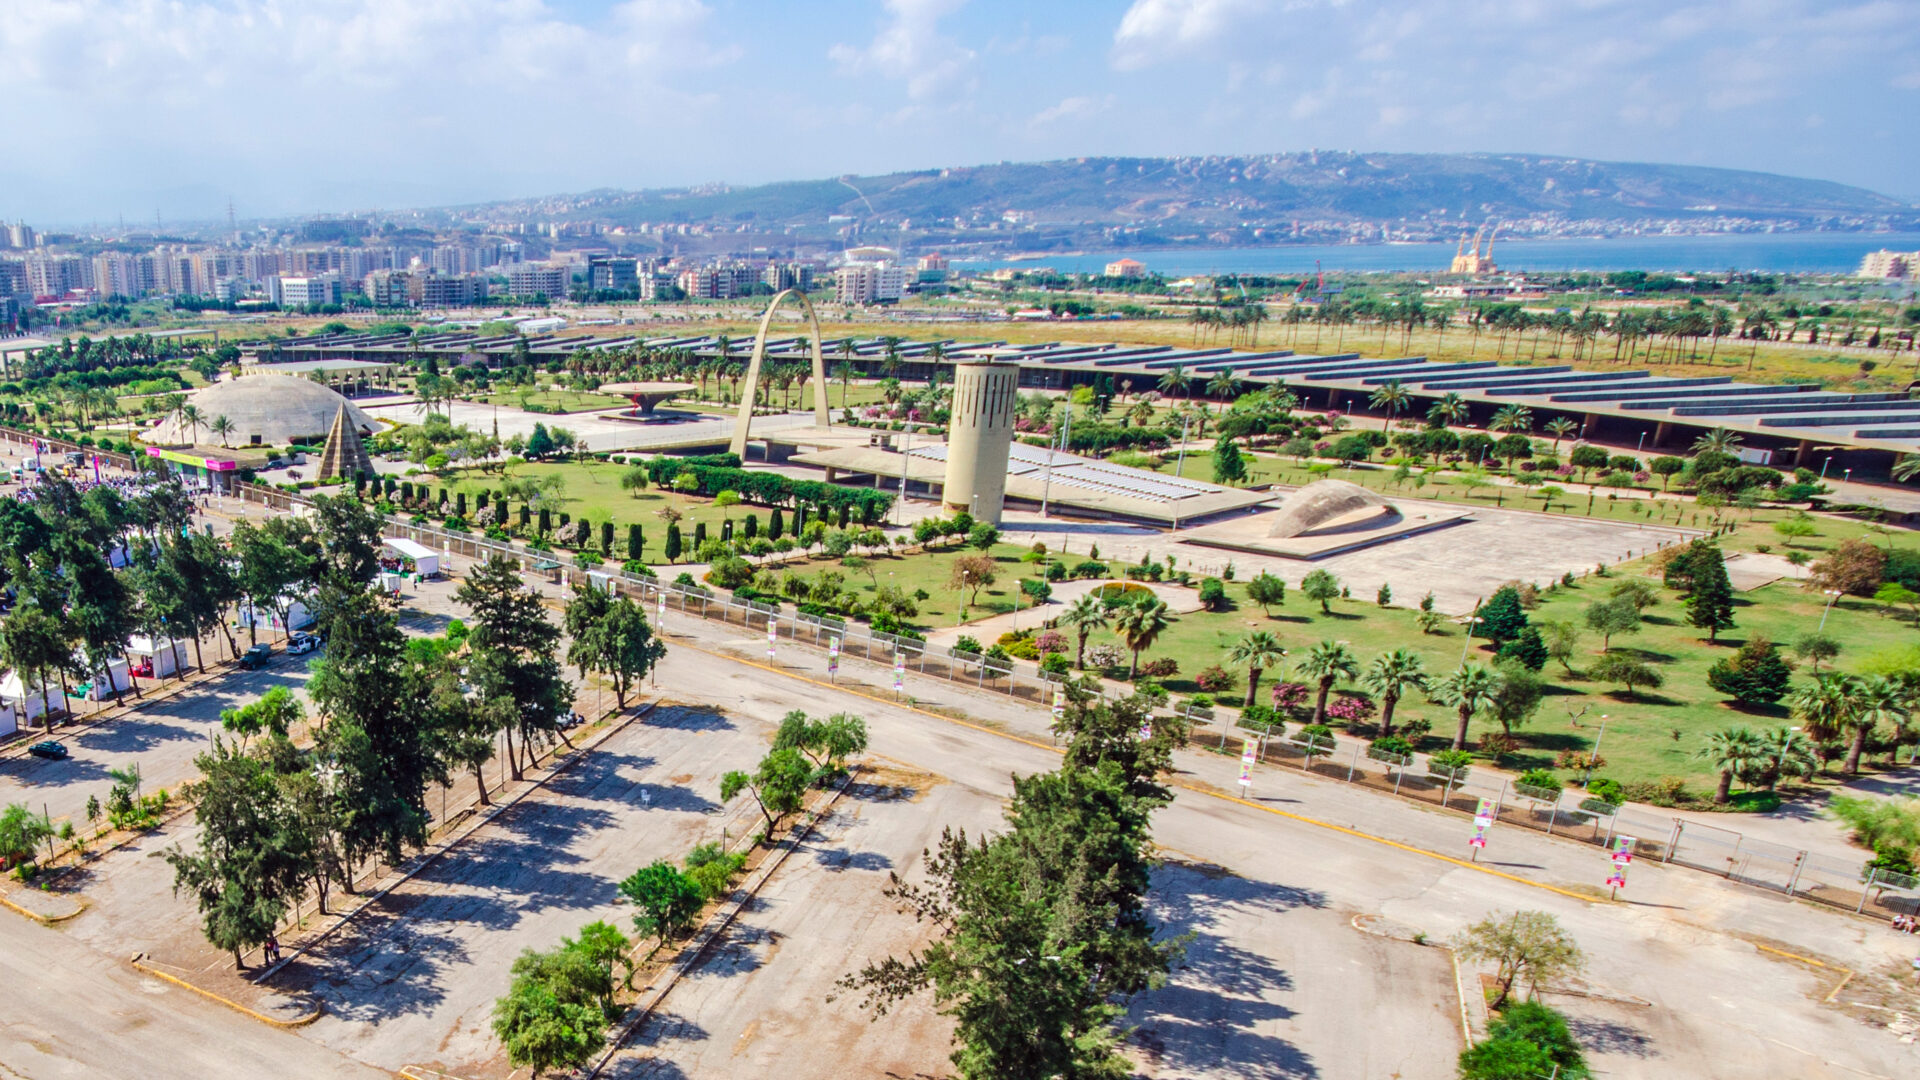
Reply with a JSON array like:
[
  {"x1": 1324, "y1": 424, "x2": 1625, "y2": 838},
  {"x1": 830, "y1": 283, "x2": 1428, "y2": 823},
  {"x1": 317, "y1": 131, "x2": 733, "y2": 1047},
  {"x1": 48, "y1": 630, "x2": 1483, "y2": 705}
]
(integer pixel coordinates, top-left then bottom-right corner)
[{"x1": 942, "y1": 357, "x2": 1020, "y2": 524}]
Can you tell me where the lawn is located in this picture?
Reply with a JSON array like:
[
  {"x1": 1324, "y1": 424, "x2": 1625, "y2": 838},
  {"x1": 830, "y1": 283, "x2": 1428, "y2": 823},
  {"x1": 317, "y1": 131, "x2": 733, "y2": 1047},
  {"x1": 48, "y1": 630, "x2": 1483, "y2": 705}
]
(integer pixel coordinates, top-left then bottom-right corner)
[
  {"x1": 476, "y1": 389, "x2": 629, "y2": 413},
  {"x1": 758, "y1": 505, "x2": 1918, "y2": 797}
]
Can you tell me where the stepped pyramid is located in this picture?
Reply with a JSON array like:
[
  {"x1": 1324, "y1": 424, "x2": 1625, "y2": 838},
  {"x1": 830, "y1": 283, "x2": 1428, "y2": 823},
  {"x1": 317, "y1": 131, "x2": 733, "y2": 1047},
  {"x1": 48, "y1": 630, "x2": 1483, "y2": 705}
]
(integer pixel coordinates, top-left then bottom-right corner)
[{"x1": 316, "y1": 403, "x2": 374, "y2": 483}]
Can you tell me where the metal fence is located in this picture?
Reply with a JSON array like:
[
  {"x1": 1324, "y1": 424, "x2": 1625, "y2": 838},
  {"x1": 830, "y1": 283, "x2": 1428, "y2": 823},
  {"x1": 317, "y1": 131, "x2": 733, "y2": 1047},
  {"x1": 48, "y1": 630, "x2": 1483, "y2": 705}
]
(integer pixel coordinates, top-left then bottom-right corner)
[{"x1": 219, "y1": 480, "x2": 1920, "y2": 925}]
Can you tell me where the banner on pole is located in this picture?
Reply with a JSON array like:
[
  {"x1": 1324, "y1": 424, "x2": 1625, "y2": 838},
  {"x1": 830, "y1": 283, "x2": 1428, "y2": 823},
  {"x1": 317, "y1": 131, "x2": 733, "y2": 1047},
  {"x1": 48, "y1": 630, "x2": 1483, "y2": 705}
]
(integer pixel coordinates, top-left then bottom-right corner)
[
  {"x1": 893, "y1": 652, "x2": 905, "y2": 692},
  {"x1": 767, "y1": 624, "x2": 777, "y2": 661},
  {"x1": 828, "y1": 636, "x2": 840, "y2": 676}
]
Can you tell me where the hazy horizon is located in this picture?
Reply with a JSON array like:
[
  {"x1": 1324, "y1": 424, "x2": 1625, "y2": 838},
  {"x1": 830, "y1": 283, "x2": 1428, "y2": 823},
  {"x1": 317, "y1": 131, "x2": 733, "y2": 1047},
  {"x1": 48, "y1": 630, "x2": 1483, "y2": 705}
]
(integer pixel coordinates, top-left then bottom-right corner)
[{"x1": 4, "y1": 0, "x2": 1918, "y2": 225}]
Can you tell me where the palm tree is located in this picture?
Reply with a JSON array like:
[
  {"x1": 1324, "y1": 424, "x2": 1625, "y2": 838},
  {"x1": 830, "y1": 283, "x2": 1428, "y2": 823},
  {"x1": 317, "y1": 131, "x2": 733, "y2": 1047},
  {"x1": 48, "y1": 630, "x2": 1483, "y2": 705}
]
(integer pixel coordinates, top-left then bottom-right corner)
[
  {"x1": 1059, "y1": 594, "x2": 1109, "y2": 671},
  {"x1": 1544, "y1": 417, "x2": 1577, "y2": 451},
  {"x1": 1127, "y1": 397, "x2": 1156, "y2": 428},
  {"x1": 177, "y1": 403, "x2": 204, "y2": 445},
  {"x1": 1157, "y1": 364, "x2": 1191, "y2": 401},
  {"x1": 1692, "y1": 427, "x2": 1743, "y2": 456},
  {"x1": 1112, "y1": 597, "x2": 1174, "y2": 681},
  {"x1": 1754, "y1": 727, "x2": 1817, "y2": 792},
  {"x1": 208, "y1": 414, "x2": 235, "y2": 448},
  {"x1": 1429, "y1": 662, "x2": 1503, "y2": 751},
  {"x1": 1788, "y1": 672, "x2": 1856, "y2": 769},
  {"x1": 1893, "y1": 453, "x2": 1920, "y2": 483},
  {"x1": 1206, "y1": 369, "x2": 1240, "y2": 413},
  {"x1": 1360, "y1": 648, "x2": 1428, "y2": 737},
  {"x1": 833, "y1": 359, "x2": 856, "y2": 409},
  {"x1": 1227, "y1": 631, "x2": 1287, "y2": 709},
  {"x1": 1426, "y1": 391, "x2": 1469, "y2": 428},
  {"x1": 1368, "y1": 380, "x2": 1412, "y2": 431},
  {"x1": 1296, "y1": 640, "x2": 1360, "y2": 726},
  {"x1": 1698, "y1": 727, "x2": 1767, "y2": 804},
  {"x1": 1489, "y1": 403, "x2": 1533, "y2": 436},
  {"x1": 1846, "y1": 675, "x2": 1911, "y2": 775}
]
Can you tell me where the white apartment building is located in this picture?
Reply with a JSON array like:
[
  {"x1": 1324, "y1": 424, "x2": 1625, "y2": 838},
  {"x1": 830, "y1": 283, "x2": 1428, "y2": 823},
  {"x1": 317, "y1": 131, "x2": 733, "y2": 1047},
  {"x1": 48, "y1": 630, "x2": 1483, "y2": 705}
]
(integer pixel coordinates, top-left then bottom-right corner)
[
  {"x1": 505, "y1": 263, "x2": 569, "y2": 300},
  {"x1": 835, "y1": 263, "x2": 907, "y2": 305},
  {"x1": 1859, "y1": 250, "x2": 1920, "y2": 279},
  {"x1": 272, "y1": 274, "x2": 343, "y2": 307}
]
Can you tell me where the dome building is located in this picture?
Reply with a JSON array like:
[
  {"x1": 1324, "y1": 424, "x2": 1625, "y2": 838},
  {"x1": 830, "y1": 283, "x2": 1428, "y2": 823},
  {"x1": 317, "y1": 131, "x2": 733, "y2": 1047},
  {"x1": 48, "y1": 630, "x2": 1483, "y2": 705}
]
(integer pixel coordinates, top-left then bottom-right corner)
[{"x1": 148, "y1": 374, "x2": 378, "y2": 448}]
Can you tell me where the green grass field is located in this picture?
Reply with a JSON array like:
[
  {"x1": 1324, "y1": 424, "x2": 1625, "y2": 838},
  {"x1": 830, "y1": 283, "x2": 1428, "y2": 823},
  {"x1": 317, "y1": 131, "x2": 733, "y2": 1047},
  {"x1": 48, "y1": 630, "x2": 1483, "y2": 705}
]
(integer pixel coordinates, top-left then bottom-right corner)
[{"x1": 475, "y1": 389, "x2": 629, "y2": 414}]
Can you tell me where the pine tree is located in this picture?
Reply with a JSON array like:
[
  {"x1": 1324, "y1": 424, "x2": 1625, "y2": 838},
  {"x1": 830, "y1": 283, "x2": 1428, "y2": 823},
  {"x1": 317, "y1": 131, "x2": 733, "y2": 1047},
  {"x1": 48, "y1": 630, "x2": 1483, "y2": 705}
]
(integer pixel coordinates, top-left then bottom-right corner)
[
  {"x1": 1497, "y1": 625, "x2": 1549, "y2": 671},
  {"x1": 1684, "y1": 544, "x2": 1736, "y2": 643},
  {"x1": 1211, "y1": 438, "x2": 1248, "y2": 486},
  {"x1": 1477, "y1": 585, "x2": 1528, "y2": 644}
]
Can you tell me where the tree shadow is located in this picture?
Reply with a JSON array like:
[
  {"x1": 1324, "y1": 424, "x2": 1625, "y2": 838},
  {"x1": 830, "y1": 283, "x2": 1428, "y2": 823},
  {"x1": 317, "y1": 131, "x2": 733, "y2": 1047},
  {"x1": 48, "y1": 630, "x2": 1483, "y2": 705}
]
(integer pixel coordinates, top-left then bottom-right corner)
[
  {"x1": 607, "y1": 1010, "x2": 712, "y2": 1078},
  {"x1": 685, "y1": 924, "x2": 781, "y2": 981},
  {"x1": 815, "y1": 848, "x2": 894, "y2": 873},
  {"x1": 287, "y1": 799, "x2": 621, "y2": 1022},
  {"x1": 1125, "y1": 861, "x2": 1325, "y2": 1080},
  {"x1": 1564, "y1": 1014, "x2": 1658, "y2": 1058},
  {"x1": 844, "y1": 778, "x2": 918, "y2": 803},
  {"x1": 650, "y1": 706, "x2": 734, "y2": 732}
]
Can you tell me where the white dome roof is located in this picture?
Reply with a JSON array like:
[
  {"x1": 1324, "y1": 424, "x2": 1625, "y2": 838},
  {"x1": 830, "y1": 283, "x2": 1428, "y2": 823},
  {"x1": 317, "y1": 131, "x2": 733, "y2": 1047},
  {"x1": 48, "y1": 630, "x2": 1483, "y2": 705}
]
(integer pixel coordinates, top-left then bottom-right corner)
[{"x1": 150, "y1": 374, "x2": 376, "y2": 447}]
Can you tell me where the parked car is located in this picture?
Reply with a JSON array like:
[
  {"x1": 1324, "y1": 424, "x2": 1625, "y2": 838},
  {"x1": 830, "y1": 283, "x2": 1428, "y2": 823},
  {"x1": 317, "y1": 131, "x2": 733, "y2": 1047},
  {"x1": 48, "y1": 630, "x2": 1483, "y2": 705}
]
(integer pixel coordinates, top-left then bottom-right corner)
[
  {"x1": 287, "y1": 632, "x2": 320, "y2": 655},
  {"x1": 239, "y1": 642, "x2": 275, "y2": 670},
  {"x1": 28, "y1": 740, "x2": 68, "y2": 760},
  {"x1": 265, "y1": 458, "x2": 290, "y2": 470}
]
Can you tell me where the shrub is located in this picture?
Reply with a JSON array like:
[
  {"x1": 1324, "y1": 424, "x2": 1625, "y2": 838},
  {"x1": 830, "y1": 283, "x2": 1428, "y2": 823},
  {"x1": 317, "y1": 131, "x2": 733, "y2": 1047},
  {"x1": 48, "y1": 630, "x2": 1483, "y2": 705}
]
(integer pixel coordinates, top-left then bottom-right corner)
[
  {"x1": 1371, "y1": 735, "x2": 1415, "y2": 758},
  {"x1": 1584, "y1": 778, "x2": 1625, "y2": 805},
  {"x1": 1194, "y1": 664, "x2": 1236, "y2": 693},
  {"x1": 1428, "y1": 749, "x2": 1473, "y2": 777},
  {"x1": 1197, "y1": 577, "x2": 1228, "y2": 611},
  {"x1": 1622, "y1": 776, "x2": 1691, "y2": 807},
  {"x1": 1270, "y1": 681, "x2": 1310, "y2": 714},
  {"x1": 1515, "y1": 769, "x2": 1563, "y2": 799},
  {"x1": 1326, "y1": 694, "x2": 1376, "y2": 724},
  {"x1": 1138, "y1": 657, "x2": 1179, "y2": 679},
  {"x1": 1001, "y1": 637, "x2": 1041, "y2": 661},
  {"x1": 1705, "y1": 635, "x2": 1792, "y2": 705},
  {"x1": 1033, "y1": 629, "x2": 1067, "y2": 656},
  {"x1": 953, "y1": 635, "x2": 983, "y2": 656},
  {"x1": 1040, "y1": 653, "x2": 1071, "y2": 675},
  {"x1": 1085, "y1": 643, "x2": 1125, "y2": 669}
]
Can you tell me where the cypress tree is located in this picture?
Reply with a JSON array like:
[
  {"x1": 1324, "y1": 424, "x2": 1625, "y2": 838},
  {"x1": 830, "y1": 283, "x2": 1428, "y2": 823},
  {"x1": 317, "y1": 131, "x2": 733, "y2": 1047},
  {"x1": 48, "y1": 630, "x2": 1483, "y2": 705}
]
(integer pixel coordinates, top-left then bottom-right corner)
[
  {"x1": 743, "y1": 514, "x2": 758, "y2": 539},
  {"x1": 600, "y1": 521, "x2": 615, "y2": 555},
  {"x1": 768, "y1": 508, "x2": 784, "y2": 541},
  {"x1": 664, "y1": 523, "x2": 682, "y2": 563},
  {"x1": 694, "y1": 521, "x2": 708, "y2": 549},
  {"x1": 837, "y1": 503, "x2": 850, "y2": 529},
  {"x1": 1685, "y1": 544, "x2": 1736, "y2": 643},
  {"x1": 518, "y1": 504, "x2": 531, "y2": 530},
  {"x1": 627, "y1": 523, "x2": 643, "y2": 561},
  {"x1": 537, "y1": 507, "x2": 551, "y2": 535},
  {"x1": 456, "y1": 492, "x2": 468, "y2": 517}
]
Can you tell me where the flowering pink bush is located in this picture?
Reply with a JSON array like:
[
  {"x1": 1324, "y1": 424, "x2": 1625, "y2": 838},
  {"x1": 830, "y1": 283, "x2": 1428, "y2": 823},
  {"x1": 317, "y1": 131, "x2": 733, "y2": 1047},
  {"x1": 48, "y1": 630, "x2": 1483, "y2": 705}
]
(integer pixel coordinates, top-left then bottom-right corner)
[
  {"x1": 1554, "y1": 464, "x2": 1576, "y2": 476},
  {"x1": 1326, "y1": 695, "x2": 1376, "y2": 722},
  {"x1": 1271, "y1": 682, "x2": 1310, "y2": 711},
  {"x1": 1633, "y1": 470, "x2": 1651, "y2": 483},
  {"x1": 1034, "y1": 630, "x2": 1067, "y2": 656}
]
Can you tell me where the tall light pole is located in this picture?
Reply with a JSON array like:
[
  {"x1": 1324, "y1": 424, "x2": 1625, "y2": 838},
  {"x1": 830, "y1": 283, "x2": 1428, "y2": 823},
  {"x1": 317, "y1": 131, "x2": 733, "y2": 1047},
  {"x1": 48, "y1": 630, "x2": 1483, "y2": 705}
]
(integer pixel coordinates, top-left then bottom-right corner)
[
  {"x1": 894, "y1": 425, "x2": 913, "y2": 526},
  {"x1": 1582, "y1": 715, "x2": 1609, "y2": 788},
  {"x1": 1818, "y1": 588, "x2": 1843, "y2": 630},
  {"x1": 1173, "y1": 411, "x2": 1192, "y2": 478}
]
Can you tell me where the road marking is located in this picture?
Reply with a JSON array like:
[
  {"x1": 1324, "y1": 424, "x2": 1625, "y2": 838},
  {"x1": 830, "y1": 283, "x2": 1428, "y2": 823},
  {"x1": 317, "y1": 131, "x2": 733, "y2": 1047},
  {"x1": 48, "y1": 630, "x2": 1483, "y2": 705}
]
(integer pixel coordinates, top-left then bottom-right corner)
[
  {"x1": 670, "y1": 638, "x2": 1598, "y2": 903},
  {"x1": 128, "y1": 954, "x2": 322, "y2": 1029}
]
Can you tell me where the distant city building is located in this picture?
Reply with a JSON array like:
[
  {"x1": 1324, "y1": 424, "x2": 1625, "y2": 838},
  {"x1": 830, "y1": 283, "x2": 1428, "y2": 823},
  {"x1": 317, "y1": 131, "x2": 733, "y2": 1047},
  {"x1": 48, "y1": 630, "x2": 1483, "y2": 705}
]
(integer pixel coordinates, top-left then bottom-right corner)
[
  {"x1": 5, "y1": 223, "x2": 36, "y2": 250},
  {"x1": 760, "y1": 262, "x2": 814, "y2": 292},
  {"x1": 0, "y1": 260, "x2": 30, "y2": 300},
  {"x1": 420, "y1": 272, "x2": 486, "y2": 308},
  {"x1": 1859, "y1": 249, "x2": 1920, "y2": 279},
  {"x1": 588, "y1": 256, "x2": 639, "y2": 292},
  {"x1": 272, "y1": 274, "x2": 343, "y2": 307},
  {"x1": 505, "y1": 263, "x2": 569, "y2": 300},
  {"x1": 836, "y1": 263, "x2": 907, "y2": 305},
  {"x1": 1103, "y1": 258, "x2": 1146, "y2": 279},
  {"x1": 917, "y1": 253, "x2": 950, "y2": 272}
]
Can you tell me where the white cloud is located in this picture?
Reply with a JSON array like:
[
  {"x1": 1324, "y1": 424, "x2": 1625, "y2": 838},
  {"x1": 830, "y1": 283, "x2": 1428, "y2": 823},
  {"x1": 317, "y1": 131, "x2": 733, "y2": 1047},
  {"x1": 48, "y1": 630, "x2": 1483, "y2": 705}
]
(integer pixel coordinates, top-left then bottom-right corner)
[
  {"x1": 1111, "y1": 0, "x2": 1277, "y2": 70},
  {"x1": 1030, "y1": 95, "x2": 1113, "y2": 127},
  {"x1": 829, "y1": 0, "x2": 976, "y2": 100}
]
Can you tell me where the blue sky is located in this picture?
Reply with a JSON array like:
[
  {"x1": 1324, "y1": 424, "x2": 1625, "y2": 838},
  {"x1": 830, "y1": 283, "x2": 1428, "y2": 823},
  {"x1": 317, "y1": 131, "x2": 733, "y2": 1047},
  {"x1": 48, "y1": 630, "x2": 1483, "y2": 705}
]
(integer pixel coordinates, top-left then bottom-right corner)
[{"x1": 2, "y1": 0, "x2": 1916, "y2": 224}]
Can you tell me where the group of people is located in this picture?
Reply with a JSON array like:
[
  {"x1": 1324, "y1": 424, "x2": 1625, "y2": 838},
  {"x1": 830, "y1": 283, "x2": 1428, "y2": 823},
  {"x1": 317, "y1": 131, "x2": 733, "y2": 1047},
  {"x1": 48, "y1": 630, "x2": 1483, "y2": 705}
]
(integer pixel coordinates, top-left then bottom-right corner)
[{"x1": 1892, "y1": 913, "x2": 1920, "y2": 934}]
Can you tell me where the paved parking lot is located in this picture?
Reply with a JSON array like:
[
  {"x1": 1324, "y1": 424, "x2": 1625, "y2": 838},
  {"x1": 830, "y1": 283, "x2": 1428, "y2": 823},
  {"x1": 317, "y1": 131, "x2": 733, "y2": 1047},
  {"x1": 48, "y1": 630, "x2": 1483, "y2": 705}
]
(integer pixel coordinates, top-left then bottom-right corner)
[
  {"x1": 0, "y1": 660, "x2": 313, "y2": 829},
  {"x1": 279, "y1": 704, "x2": 774, "y2": 1077}
]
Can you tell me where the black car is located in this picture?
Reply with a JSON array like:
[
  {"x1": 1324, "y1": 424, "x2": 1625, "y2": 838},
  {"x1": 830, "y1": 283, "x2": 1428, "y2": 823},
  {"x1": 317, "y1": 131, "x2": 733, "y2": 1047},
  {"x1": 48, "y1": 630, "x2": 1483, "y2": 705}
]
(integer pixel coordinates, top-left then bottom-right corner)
[
  {"x1": 28, "y1": 740, "x2": 68, "y2": 760},
  {"x1": 239, "y1": 642, "x2": 274, "y2": 670}
]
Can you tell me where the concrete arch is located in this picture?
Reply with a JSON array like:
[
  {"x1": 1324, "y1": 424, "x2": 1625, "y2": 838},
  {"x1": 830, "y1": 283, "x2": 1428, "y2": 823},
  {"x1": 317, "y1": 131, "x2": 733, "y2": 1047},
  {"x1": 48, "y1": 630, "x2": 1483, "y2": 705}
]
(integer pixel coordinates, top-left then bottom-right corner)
[{"x1": 729, "y1": 288, "x2": 831, "y2": 457}]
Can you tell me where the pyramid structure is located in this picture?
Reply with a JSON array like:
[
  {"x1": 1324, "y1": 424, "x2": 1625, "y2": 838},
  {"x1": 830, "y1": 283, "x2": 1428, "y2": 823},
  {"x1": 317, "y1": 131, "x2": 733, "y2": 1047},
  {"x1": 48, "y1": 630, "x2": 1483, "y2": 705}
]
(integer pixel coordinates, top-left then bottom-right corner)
[{"x1": 316, "y1": 402, "x2": 374, "y2": 483}]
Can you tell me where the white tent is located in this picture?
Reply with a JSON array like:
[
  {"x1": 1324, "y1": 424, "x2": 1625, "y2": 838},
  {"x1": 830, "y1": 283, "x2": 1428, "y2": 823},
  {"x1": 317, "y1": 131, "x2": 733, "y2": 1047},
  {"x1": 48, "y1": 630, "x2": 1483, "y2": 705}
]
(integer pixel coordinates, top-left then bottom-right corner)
[
  {"x1": 127, "y1": 635, "x2": 188, "y2": 678},
  {"x1": 0, "y1": 671, "x2": 60, "y2": 722},
  {"x1": 0, "y1": 704, "x2": 16, "y2": 740},
  {"x1": 239, "y1": 595, "x2": 316, "y2": 633},
  {"x1": 85, "y1": 658, "x2": 131, "y2": 701},
  {"x1": 383, "y1": 538, "x2": 441, "y2": 578}
]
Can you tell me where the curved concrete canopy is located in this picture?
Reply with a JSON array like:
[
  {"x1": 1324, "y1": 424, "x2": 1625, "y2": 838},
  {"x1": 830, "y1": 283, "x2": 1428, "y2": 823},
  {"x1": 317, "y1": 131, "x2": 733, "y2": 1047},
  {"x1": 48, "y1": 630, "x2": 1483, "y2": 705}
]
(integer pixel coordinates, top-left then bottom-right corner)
[{"x1": 1267, "y1": 479, "x2": 1392, "y2": 538}]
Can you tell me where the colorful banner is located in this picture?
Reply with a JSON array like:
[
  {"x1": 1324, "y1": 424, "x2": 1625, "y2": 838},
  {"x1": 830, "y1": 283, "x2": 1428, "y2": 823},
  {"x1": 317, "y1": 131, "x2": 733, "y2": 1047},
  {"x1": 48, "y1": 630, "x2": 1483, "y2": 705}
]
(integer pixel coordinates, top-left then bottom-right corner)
[
  {"x1": 1607, "y1": 836, "x2": 1635, "y2": 891},
  {"x1": 767, "y1": 624, "x2": 778, "y2": 661},
  {"x1": 828, "y1": 636, "x2": 840, "y2": 677},
  {"x1": 1469, "y1": 796, "x2": 1495, "y2": 851},
  {"x1": 893, "y1": 652, "x2": 905, "y2": 692}
]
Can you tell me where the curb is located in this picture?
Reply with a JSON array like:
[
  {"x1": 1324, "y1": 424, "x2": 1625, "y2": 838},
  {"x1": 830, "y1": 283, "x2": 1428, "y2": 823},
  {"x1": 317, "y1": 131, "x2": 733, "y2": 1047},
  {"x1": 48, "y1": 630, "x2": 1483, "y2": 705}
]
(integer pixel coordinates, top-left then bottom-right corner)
[
  {"x1": 130, "y1": 953, "x2": 323, "y2": 1029},
  {"x1": 254, "y1": 698, "x2": 659, "y2": 983},
  {"x1": 586, "y1": 766, "x2": 858, "y2": 1077},
  {"x1": 0, "y1": 888, "x2": 87, "y2": 925}
]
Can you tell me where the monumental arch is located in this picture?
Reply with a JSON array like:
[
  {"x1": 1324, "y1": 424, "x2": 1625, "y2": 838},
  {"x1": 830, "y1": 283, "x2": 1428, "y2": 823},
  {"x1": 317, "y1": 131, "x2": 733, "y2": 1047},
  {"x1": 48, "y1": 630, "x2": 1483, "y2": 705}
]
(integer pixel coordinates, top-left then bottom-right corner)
[{"x1": 729, "y1": 288, "x2": 831, "y2": 457}]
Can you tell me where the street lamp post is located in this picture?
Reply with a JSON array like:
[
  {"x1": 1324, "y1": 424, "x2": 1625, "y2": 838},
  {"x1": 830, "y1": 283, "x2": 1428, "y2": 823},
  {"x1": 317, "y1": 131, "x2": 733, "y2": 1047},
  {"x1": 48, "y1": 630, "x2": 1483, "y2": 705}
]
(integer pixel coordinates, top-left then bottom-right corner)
[
  {"x1": 1173, "y1": 411, "x2": 1192, "y2": 478},
  {"x1": 1818, "y1": 588, "x2": 1843, "y2": 630},
  {"x1": 1582, "y1": 715, "x2": 1610, "y2": 788}
]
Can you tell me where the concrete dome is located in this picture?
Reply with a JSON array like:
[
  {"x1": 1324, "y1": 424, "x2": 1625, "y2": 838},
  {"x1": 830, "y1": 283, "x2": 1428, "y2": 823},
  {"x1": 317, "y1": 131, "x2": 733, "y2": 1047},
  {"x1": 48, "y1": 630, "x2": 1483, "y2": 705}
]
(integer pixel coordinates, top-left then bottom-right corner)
[
  {"x1": 151, "y1": 374, "x2": 377, "y2": 448},
  {"x1": 1267, "y1": 479, "x2": 1392, "y2": 538}
]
